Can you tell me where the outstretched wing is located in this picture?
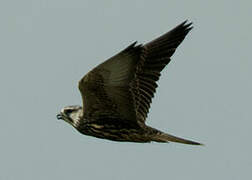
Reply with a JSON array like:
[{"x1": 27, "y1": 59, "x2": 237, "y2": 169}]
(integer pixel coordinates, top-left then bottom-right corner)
[
  {"x1": 78, "y1": 42, "x2": 141, "y2": 123},
  {"x1": 78, "y1": 21, "x2": 192, "y2": 123},
  {"x1": 131, "y1": 21, "x2": 192, "y2": 122}
]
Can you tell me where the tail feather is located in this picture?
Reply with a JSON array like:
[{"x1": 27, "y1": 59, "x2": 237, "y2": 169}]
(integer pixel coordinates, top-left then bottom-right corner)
[{"x1": 153, "y1": 132, "x2": 203, "y2": 145}]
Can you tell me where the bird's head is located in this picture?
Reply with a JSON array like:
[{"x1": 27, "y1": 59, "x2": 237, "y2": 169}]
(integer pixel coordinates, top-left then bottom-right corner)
[{"x1": 57, "y1": 105, "x2": 82, "y2": 127}]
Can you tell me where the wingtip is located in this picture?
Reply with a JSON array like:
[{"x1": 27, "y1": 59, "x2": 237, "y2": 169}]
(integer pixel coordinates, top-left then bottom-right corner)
[
  {"x1": 180, "y1": 19, "x2": 193, "y2": 26},
  {"x1": 173, "y1": 20, "x2": 193, "y2": 34},
  {"x1": 183, "y1": 20, "x2": 193, "y2": 30}
]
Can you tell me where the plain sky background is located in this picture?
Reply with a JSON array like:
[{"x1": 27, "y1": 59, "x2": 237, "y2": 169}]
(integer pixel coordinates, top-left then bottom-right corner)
[{"x1": 1, "y1": 0, "x2": 251, "y2": 179}]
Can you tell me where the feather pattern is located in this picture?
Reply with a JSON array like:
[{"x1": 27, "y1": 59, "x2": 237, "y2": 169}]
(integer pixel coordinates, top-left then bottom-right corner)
[
  {"x1": 58, "y1": 21, "x2": 202, "y2": 144},
  {"x1": 130, "y1": 20, "x2": 192, "y2": 122},
  {"x1": 78, "y1": 21, "x2": 192, "y2": 124}
]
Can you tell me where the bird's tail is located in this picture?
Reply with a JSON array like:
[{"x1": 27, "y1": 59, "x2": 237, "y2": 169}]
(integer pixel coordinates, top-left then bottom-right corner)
[{"x1": 151, "y1": 129, "x2": 203, "y2": 145}]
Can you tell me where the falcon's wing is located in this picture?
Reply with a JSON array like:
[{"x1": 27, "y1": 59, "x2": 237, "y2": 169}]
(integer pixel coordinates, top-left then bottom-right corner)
[
  {"x1": 78, "y1": 21, "x2": 192, "y2": 123},
  {"x1": 78, "y1": 42, "x2": 141, "y2": 123}
]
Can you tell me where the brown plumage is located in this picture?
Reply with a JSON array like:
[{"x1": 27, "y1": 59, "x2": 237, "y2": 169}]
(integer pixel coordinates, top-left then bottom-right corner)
[{"x1": 57, "y1": 21, "x2": 202, "y2": 145}]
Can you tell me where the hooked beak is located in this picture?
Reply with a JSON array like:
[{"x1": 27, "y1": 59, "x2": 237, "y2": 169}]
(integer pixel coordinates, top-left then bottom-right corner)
[{"x1": 57, "y1": 113, "x2": 62, "y2": 120}]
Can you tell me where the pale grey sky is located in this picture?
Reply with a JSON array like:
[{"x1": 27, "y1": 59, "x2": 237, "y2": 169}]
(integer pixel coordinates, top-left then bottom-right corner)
[{"x1": 1, "y1": 0, "x2": 251, "y2": 179}]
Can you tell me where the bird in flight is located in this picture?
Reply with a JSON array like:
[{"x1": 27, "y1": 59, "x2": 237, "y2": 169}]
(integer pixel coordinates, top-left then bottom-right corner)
[{"x1": 57, "y1": 21, "x2": 202, "y2": 145}]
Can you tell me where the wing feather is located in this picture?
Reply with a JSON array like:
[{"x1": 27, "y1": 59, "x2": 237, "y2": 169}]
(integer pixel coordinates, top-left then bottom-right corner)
[
  {"x1": 78, "y1": 21, "x2": 193, "y2": 123},
  {"x1": 130, "y1": 20, "x2": 192, "y2": 122},
  {"x1": 78, "y1": 42, "x2": 141, "y2": 123}
]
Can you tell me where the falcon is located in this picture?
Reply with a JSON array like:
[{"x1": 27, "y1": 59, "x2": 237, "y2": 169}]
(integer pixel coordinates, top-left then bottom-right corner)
[{"x1": 57, "y1": 21, "x2": 202, "y2": 145}]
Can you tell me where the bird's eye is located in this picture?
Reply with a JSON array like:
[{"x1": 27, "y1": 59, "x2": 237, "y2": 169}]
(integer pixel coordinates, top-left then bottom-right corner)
[{"x1": 65, "y1": 109, "x2": 74, "y2": 114}]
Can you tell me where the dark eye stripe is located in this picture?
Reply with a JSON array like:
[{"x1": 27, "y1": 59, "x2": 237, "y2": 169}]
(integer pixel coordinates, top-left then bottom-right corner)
[{"x1": 65, "y1": 109, "x2": 74, "y2": 114}]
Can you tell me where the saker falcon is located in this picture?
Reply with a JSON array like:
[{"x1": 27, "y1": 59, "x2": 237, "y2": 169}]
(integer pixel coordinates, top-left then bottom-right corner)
[{"x1": 57, "y1": 21, "x2": 202, "y2": 145}]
